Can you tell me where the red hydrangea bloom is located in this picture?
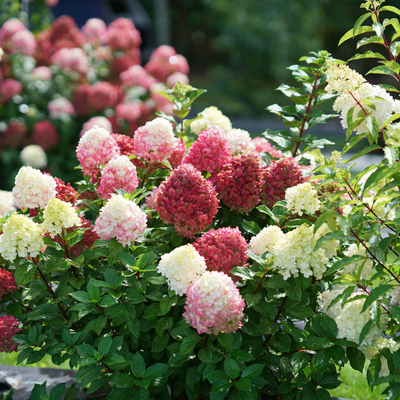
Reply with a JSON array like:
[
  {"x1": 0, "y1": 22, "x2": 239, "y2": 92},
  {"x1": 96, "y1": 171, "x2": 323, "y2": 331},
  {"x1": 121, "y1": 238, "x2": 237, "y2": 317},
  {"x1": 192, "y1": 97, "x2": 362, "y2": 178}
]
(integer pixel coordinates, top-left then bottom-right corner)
[
  {"x1": 54, "y1": 176, "x2": 77, "y2": 205},
  {"x1": 111, "y1": 133, "x2": 135, "y2": 156},
  {"x1": 250, "y1": 137, "x2": 283, "y2": 159},
  {"x1": 169, "y1": 137, "x2": 186, "y2": 169},
  {"x1": 193, "y1": 227, "x2": 248, "y2": 279},
  {"x1": 155, "y1": 164, "x2": 219, "y2": 238},
  {"x1": 0, "y1": 315, "x2": 21, "y2": 353},
  {"x1": 120, "y1": 65, "x2": 156, "y2": 90},
  {"x1": 111, "y1": 52, "x2": 141, "y2": 76},
  {"x1": 0, "y1": 19, "x2": 25, "y2": 42},
  {"x1": 211, "y1": 152, "x2": 263, "y2": 213},
  {"x1": 31, "y1": 120, "x2": 59, "y2": 151},
  {"x1": 261, "y1": 157, "x2": 305, "y2": 208},
  {"x1": 115, "y1": 102, "x2": 141, "y2": 124},
  {"x1": 183, "y1": 127, "x2": 231, "y2": 174},
  {"x1": 102, "y1": 18, "x2": 142, "y2": 51},
  {"x1": 90, "y1": 82, "x2": 123, "y2": 112},
  {"x1": 74, "y1": 83, "x2": 93, "y2": 116},
  {"x1": 0, "y1": 268, "x2": 18, "y2": 300},
  {"x1": 0, "y1": 79, "x2": 22, "y2": 100}
]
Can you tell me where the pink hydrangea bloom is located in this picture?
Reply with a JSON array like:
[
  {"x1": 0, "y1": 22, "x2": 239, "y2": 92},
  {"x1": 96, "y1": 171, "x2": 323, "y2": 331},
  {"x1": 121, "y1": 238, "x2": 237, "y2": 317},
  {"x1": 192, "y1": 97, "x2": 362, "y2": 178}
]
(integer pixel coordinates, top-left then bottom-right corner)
[
  {"x1": 0, "y1": 19, "x2": 25, "y2": 41},
  {"x1": 183, "y1": 127, "x2": 232, "y2": 173},
  {"x1": 183, "y1": 271, "x2": 245, "y2": 335},
  {"x1": 76, "y1": 125, "x2": 120, "y2": 177},
  {"x1": 94, "y1": 194, "x2": 147, "y2": 246},
  {"x1": 32, "y1": 120, "x2": 59, "y2": 151},
  {"x1": 115, "y1": 102, "x2": 142, "y2": 123},
  {"x1": 10, "y1": 30, "x2": 37, "y2": 56},
  {"x1": 261, "y1": 157, "x2": 306, "y2": 208},
  {"x1": 80, "y1": 116, "x2": 112, "y2": 137},
  {"x1": 51, "y1": 47, "x2": 89, "y2": 74},
  {"x1": 155, "y1": 164, "x2": 219, "y2": 238},
  {"x1": 98, "y1": 155, "x2": 139, "y2": 200},
  {"x1": 211, "y1": 152, "x2": 263, "y2": 213},
  {"x1": 250, "y1": 137, "x2": 283, "y2": 159},
  {"x1": 0, "y1": 79, "x2": 22, "y2": 100},
  {"x1": 31, "y1": 66, "x2": 52, "y2": 80},
  {"x1": 82, "y1": 18, "x2": 107, "y2": 39},
  {"x1": 0, "y1": 269, "x2": 18, "y2": 301},
  {"x1": 120, "y1": 65, "x2": 156, "y2": 90},
  {"x1": 48, "y1": 97, "x2": 75, "y2": 118},
  {"x1": 167, "y1": 72, "x2": 189, "y2": 88},
  {"x1": 193, "y1": 227, "x2": 248, "y2": 279},
  {"x1": 90, "y1": 82, "x2": 122, "y2": 111},
  {"x1": 169, "y1": 137, "x2": 186, "y2": 168},
  {"x1": 133, "y1": 117, "x2": 175, "y2": 163},
  {"x1": 145, "y1": 186, "x2": 162, "y2": 210},
  {"x1": 0, "y1": 315, "x2": 21, "y2": 353},
  {"x1": 102, "y1": 18, "x2": 141, "y2": 51},
  {"x1": 111, "y1": 133, "x2": 135, "y2": 157}
]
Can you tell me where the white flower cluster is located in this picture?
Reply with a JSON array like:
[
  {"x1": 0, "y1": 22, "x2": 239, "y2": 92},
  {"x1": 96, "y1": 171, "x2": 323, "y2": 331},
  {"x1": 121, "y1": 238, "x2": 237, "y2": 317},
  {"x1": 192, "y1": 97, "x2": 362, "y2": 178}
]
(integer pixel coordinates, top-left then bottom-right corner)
[
  {"x1": 190, "y1": 106, "x2": 232, "y2": 135},
  {"x1": 250, "y1": 224, "x2": 338, "y2": 280},
  {"x1": 384, "y1": 122, "x2": 400, "y2": 147},
  {"x1": 140, "y1": 117, "x2": 175, "y2": 147},
  {"x1": 42, "y1": 198, "x2": 81, "y2": 238},
  {"x1": 285, "y1": 182, "x2": 320, "y2": 216},
  {"x1": 226, "y1": 128, "x2": 252, "y2": 154},
  {"x1": 12, "y1": 166, "x2": 56, "y2": 209},
  {"x1": 20, "y1": 144, "x2": 47, "y2": 169},
  {"x1": 364, "y1": 337, "x2": 400, "y2": 377},
  {"x1": 157, "y1": 244, "x2": 207, "y2": 295},
  {"x1": 364, "y1": 195, "x2": 396, "y2": 221},
  {"x1": 0, "y1": 190, "x2": 15, "y2": 217},
  {"x1": 341, "y1": 243, "x2": 374, "y2": 281},
  {"x1": 0, "y1": 213, "x2": 44, "y2": 261},
  {"x1": 318, "y1": 289, "x2": 387, "y2": 350},
  {"x1": 325, "y1": 63, "x2": 366, "y2": 95}
]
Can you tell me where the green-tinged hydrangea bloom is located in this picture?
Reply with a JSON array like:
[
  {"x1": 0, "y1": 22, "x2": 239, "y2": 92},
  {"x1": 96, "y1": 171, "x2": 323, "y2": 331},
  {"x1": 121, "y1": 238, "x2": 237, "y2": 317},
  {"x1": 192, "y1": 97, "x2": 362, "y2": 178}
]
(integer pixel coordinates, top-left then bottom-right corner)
[
  {"x1": 0, "y1": 213, "x2": 44, "y2": 261},
  {"x1": 42, "y1": 198, "x2": 81, "y2": 238}
]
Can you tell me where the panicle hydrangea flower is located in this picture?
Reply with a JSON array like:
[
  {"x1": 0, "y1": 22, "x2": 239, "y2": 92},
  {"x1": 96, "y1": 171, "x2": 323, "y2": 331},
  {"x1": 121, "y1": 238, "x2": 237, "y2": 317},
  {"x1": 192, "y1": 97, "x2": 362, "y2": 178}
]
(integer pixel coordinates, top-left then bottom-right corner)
[
  {"x1": 285, "y1": 182, "x2": 320, "y2": 216},
  {"x1": 145, "y1": 186, "x2": 162, "y2": 211},
  {"x1": 250, "y1": 137, "x2": 283, "y2": 158},
  {"x1": 0, "y1": 18, "x2": 25, "y2": 41},
  {"x1": 133, "y1": 117, "x2": 175, "y2": 163},
  {"x1": 115, "y1": 102, "x2": 141, "y2": 123},
  {"x1": 80, "y1": 117, "x2": 112, "y2": 138},
  {"x1": 364, "y1": 195, "x2": 396, "y2": 221},
  {"x1": 155, "y1": 164, "x2": 219, "y2": 238},
  {"x1": 42, "y1": 198, "x2": 81, "y2": 238},
  {"x1": 32, "y1": 120, "x2": 59, "y2": 151},
  {"x1": 120, "y1": 65, "x2": 156, "y2": 90},
  {"x1": 82, "y1": 18, "x2": 107, "y2": 39},
  {"x1": 53, "y1": 176, "x2": 77, "y2": 205},
  {"x1": 111, "y1": 133, "x2": 135, "y2": 157},
  {"x1": 190, "y1": 106, "x2": 232, "y2": 135},
  {"x1": 318, "y1": 289, "x2": 387, "y2": 350},
  {"x1": 325, "y1": 62, "x2": 366, "y2": 95},
  {"x1": 261, "y1": 157, "x2": 305, "y2": 208},
  {"x1": 76, "y1": 125, "x2": 120, "y2": 177},
  {"x1": 98, "y1": 155, "x2": 139, "y2": 200},
  {"x1": 169, "y1": 137, "x2": 186, "y2": 168},
  {"x1": 157, "y1": 244, "x2": 207, "y2": 295},
  {"x1": 226, "y1": 129, "x2": 252, "y2": 154},
  {"x1": 12, "y1": 166, "x2": 56, "y2": 209},
  {"x1": 0, "y1": 213, "x2": 44, "y2": 261},
  {"x1": 10, "y1": 30, "x2": 37, "y2": 56},
  {"x1": 384, "y1": 122, "x2": 400, "y2": 147},
  {"x1": 48, "y1": 97, "x2": 75, "y2": 118},
  {"x1": 341, "y1": 243, "x2": 374, "y2": 280},
  {"x1": 167, "y1": 72, "x2": 189, "y2": 88},
  {"x1": 251, "y1": 224, "x2": 338, "y2": 280},
  {"x1": 31, "y1": 66, "x2": 52, "y2": 81},
  {"x1": 51, "y1": 47, "x2": 89, "y2": 74},
  {"x1": 211, "y1": 152, "x2": 263, "y2": 213},
  {"x1": 183, "y1": 271, "x2": 245, "y2": 335},
  {"x1": 0, "y1": 79, "x2": 22, "y2": 100},
  {"x1": 183, "y1": 127, "x2": 232, "y2": 173},
  {"x1": 193, "y1": 227, "x2": 248, "y2": 278},
  {"x1": 0, "y1": 315, "x2": 21, "y2": 353},
  {"x1": 20, "y1": 145, "x2": 47, "y2": 169},
  {"x1": 0, "y1": 269, "x2": 18, "y2": 301},
  {"x1": 0, "y1": 190, "x2": 15, "y2": 217},
  {"x1": 94, "y1": 194, "x2": 147, "y2": 246}
]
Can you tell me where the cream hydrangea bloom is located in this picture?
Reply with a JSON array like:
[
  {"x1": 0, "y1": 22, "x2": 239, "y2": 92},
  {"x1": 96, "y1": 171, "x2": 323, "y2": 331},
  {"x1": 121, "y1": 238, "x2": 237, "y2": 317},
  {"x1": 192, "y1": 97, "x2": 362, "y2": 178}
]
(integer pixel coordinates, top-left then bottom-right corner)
[
  {"x1": 190, "y1": 106, "x2": 232, "y2": 134},
  {"x1": 249, "y1": 226, "x2": 285, "y2": 257},
  {"x1": 42, "y1": 198, "x2": 81, "y2": 238},
  {"x1": 0, "y1": 213, "x2": 44, "y2": 261},
  {"x1": 384, "y1": 122, "x2": 400, "y2": 147},
  {"x1": 12, "y1": 166, "x2": 56, "y2": 209},
  {"x1": 0, "y1": 191, "x2": 15, "y2": 217},
  {"x1": 226, "y1": 128, "x2": 252, "y2": 154},
  {"x1": 364, "y1": 337, "x2": 400, "y2": 377},
  {"x1": 341, "y1": 243, "x2": 374, "y2": 280},
  {"x1": 157, "y1": 244, "x2": 207, "y2": 295},
  {"x1": 20, "y1": 144, "x2": 47, "y2": 169},
  {"x1": 285, "y1": 182, "x2": 320, "y2": 216},
  {"x1": 325, "y1": 62, "x2": 366, "y2": 95}
]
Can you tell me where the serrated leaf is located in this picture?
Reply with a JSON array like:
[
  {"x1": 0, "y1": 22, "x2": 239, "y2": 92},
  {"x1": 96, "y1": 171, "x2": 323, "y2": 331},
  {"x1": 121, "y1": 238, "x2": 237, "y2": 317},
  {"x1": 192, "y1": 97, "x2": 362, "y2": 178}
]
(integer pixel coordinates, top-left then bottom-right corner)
[
  {"x1": 361, "y1": 285, "x2": 394, "y2": 313},
  {"x1": 346, "y1": 347, "x2": 366, "y2": 373},
  {"x1": 348, "y1": 51, "x2": 386, "y2": 61}
]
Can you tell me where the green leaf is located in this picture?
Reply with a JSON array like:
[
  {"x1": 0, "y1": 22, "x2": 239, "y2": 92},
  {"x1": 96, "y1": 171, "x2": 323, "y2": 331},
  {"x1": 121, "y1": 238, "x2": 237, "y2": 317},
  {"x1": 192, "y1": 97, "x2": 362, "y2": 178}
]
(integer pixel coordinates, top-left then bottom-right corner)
[
  {"x1": 367, "y1": 66, "x2": 397, "y2": 77},
  {"x1": 359, "y1": 320, "x2": 375, "y2": 345},
  {"x1": 229, "y1": 350, "x2": 255, "y2": 363},
  {"x1": 77, "y1": 344, "x2": 95, "y2": 358},
  {"x1": 314, "y1": 231, "x2": 343, "y2": 251},
  {"x1": 291, "y1": 352, "x2": 309, "y2": 374},
  {"x1": 180, "y1": 336, "x2": 198, "y2": 354},
  {"x1": 224, "y1": 358, "x2": 240, "y2": 380},
  {"x1": 365, "y1": 115, "x2": 380, "y2": 142},
  {"x1": 339, "y1": 25, "x2": 374, "y2": 46},
  {"x1": 68, "y1": 232, "x2": 84, "y2": 247},
  {"x1": 346, "y1": 347, "x2": 366, "y2": 373},
  {"x1": 131, "y1": 353, "x2": 146, "y2": 378},
  {"x1": 143, "y1": 363, "x2": 168, "y2": 380},
  {"x1": 313, "y1": 210, "x2": 336, "y2": 234},
  {"x1": 98, "y1": 336, "x2": 112, "y2": 356},
  {"x1": 241, "y1": 220, "x2": 261, "y2": 235},
  {"x1": 361, "y1": 285, "x2": 394, "y2": 313},
  {"x1": 104, "y1": 354, "x2": 125, "y2": 366},
  {"x1": 118, "y1": 252, "x2": 136, "y2": 267},
  {"x1": 234, "y1": 377, "x2": 252, "y2": 392},
  {"x1": 348, "y1": 51, "x2": 386, "y2": 61},
  {"x1": 15, "y1": 260, "x2": 37, "y2": 286},
  {"x1": 198, "y1": 348, "x2": 212, "y2": 363},
  {"x1": 241, "y1": 364, "x2": 264, "y2": 379},
  {"x1": 217, "y1": 333, "x2": 234, "y2": 350},
  {"x1": 70, "y1": 291, "x2": 90, "y2": 303},
  {"x1": 49, "y1": 383, "x2": 66, "y2": 400}
]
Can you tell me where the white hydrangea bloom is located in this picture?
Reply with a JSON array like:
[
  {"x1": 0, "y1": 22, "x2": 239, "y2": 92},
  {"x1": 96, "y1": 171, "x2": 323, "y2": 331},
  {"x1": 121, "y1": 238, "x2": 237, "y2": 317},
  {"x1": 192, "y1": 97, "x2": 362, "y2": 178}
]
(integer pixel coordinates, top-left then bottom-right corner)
[
  {"x1": 0, "y1": 213, "x2": 44, "y2": 261},
  {"x1": 249, "y1": 226, "x2": 285, "y2": 257},
  {"x1": 0, "y1": 191, "x2": 15, "y2": 217},
  {"x1": 318, "y1": 289, "x2": 387, "y2": 350},
  {"x1": 285, "y1": 182, "x2": 320, "y2": 216},
  {"x1": 42, "y1": 198, "x2": 81, "y2": 238},
  {"x1": 20, "y1": 144, "x2": 47, "y2": 168},
  {"x1": 364, "y1": 337, "x2": 400, "y2": 377},
  {"x1": 226, "y1": 128, "x2": 252, "y2": 154},
  {"x1": 12, "y1": 166, "x2": 56, "y2": 209},
  {"x1": 157, "y1": 244, "x2": 207, "y2": 295},
  {"x1": 190, "y1": 106, "x2": 232, "y2": 134},
  {"x1": 333, "y1": 82, "x2": 395, "y2": 135},
  {"x1": 384, "y1": 122, "x2": 400, "y2": 147},
  {"x1": 364, "y1": 195, "x2": 396, "y2": 221},
  {"x1": 325, "y1": 63, "x2": 366, "y2": 95},
  {"x1": 341, "y1": 243, "x2": 374, "y2": 280},
  {"x1": 139, "y1": 117, "x2": 175, "y2": 148},
  {"x1": 317, "y1": 289, "x2": 344, "y2": 319}
]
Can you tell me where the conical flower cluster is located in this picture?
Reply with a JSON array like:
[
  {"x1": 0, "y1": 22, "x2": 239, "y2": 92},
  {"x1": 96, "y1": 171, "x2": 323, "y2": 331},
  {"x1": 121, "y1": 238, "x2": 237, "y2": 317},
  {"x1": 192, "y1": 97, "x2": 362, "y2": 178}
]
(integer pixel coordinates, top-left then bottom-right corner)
[
  {"x1": 155, "y1": 164, "x2": 219, "y2": 237},
  {"x1": 0, "y1": 269, "x2": 18, "y2": 301},
  {"x1": 0, "y1": 315, "x2": 21, "y2": 353},
  {"x1": 211, "y1": 152, "x2": 263, "y2": 213}
]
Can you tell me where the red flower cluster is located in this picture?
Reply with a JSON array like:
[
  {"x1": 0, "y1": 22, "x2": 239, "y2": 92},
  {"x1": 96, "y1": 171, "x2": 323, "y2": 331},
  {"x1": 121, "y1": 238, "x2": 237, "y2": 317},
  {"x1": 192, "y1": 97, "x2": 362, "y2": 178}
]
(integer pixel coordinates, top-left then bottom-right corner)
[
  {"x1": 155, "y1": 164, "x2": 219, "y2": 238},
  {"x1": 0, "y1": 268, "x2": 18, "y2": 300},
  {"x1": 31, "y1": 120, "x2": 59, "y2": 151},
  {"x1": 260, "y1": 157, "x2": 305, "y2": 208},
  {"x1": 211, "y1": 152, "x2": 263, "y2": 213},
  {"x1": 193, "y1": 227, "x2": 248, "y2": 279},
  {"x1": 111, "y1": 133, "x2": 135, "y2": 156},
  {"x1": 0, "y1": 315, "x2": 21, "y2": 353}
]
